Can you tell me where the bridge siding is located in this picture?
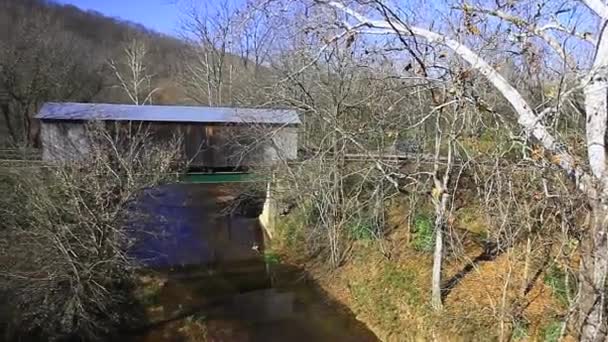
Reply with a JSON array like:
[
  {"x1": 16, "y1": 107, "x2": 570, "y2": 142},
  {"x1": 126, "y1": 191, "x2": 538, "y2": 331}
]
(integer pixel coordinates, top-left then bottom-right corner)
[{"x1": 40, "y1": 121, "x2": 298, "y2": 168}]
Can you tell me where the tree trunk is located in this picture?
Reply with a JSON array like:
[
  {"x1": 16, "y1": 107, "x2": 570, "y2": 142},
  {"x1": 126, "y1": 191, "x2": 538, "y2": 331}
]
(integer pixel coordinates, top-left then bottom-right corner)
[
  {"x1": 0, "y1": 103, "x2": 17, "y2": 144},
  {"x1": 28, "y1": 115, "x2": 41, "y2": 148},
  {"x1": 579, "y1": 15, "x2": 608, "y2": 342},
  {"x1": 431, "y1": 191, "x2": 449, "y2": 310},
  {"x1": 578, "y1": 202, "x2": 608, "y2": 341}
]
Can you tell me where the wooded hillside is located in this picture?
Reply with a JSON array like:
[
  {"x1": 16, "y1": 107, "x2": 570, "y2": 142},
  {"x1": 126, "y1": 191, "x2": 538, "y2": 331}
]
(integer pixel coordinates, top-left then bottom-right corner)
[{"x1": 0, "y1": 0, "x2": 191, "y2": 146}]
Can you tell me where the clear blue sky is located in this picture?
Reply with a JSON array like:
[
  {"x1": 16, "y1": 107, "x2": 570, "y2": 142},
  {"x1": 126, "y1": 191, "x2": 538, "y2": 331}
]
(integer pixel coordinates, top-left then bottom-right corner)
[{"x1": 55, "y1": 0, "x2": 184, "y2": 35}]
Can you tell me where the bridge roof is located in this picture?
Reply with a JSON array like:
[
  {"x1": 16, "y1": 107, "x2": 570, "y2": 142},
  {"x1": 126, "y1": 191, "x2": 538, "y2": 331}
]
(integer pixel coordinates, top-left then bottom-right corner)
[{"x1": 36, "y1": 102, "x2": 300, "y2": 125}]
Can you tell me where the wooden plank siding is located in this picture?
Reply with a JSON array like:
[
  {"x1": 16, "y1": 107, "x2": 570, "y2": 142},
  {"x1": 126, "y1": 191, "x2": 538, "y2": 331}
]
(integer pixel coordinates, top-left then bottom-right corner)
[
  {"x1": 184, "y1": 124, "x2": 260, "y2": 168},
  {"x1": 40, "y1": 120, "x2": 298, "y2": 169}
]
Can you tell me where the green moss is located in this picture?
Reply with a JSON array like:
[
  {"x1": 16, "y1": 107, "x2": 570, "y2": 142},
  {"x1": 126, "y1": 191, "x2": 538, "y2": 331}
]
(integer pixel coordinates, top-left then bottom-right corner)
[
  {"x1": 263, "y1": 251, "x2": 281, "y2": 265},
  {"x1": 539, "y1": 320, "x2": 562, "y2": 342},
  {"x1": 412, "y1": 214, "x2": 434, "y2": 252},
  {"x1": 544, "y1": 265, "x2": 573, "y2": 307},
  {"x1": 347, "y1": 216, "x2": 376, "y2": 240}
]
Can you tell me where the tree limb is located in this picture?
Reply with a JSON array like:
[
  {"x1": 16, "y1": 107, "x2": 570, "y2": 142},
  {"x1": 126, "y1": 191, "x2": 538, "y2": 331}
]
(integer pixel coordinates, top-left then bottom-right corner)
[{"x1": 324, "y1": 0, "x2": 589, "y2": 192}]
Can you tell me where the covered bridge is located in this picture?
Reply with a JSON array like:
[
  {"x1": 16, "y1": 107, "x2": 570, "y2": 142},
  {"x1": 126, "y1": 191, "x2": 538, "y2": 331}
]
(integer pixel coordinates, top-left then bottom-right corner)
[{"x1": 36, "y1": 102, "x2": 299, "y2": 169}]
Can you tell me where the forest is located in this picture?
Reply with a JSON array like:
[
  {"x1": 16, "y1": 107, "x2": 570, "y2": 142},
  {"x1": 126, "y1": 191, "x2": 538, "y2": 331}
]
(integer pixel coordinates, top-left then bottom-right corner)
[{"x1": 1, "y1": 0, "x2": 608, "y2": 341}]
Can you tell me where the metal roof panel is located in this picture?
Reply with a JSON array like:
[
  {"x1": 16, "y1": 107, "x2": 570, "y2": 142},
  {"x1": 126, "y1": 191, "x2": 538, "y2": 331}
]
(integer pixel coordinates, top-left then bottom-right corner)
[{"x1": 36, "y1": 102, "x2": 300, "y2": 125}]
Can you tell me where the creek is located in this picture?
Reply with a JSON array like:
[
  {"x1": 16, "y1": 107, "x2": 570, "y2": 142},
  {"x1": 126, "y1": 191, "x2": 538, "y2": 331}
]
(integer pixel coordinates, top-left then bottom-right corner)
[{"x1": 127, "y1": 182, "x2": 379, "y2": 342}]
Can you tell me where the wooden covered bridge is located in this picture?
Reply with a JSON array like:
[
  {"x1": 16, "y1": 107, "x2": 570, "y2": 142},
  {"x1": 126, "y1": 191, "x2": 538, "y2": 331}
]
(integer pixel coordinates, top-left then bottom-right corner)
[{"x1": 36, "y1": 102, "x2": 300, "y2": 175}]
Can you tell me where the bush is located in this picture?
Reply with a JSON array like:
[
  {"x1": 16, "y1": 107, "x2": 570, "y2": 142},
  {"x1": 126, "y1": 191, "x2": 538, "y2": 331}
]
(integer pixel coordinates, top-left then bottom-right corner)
[
  {"x1": 275, "y1": 202, "x2": 313, "y2": 250},
  {"x1": 0, "y1": 125, "x2": 184, "y2": 340}
]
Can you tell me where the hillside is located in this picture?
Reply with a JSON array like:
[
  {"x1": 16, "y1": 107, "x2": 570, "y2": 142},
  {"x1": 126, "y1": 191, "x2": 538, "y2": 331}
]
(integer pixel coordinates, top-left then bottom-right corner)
[
  {"x1": 0, "y1": 0, "x2": 184, "y2": 81},
  {"x1": 0, "y1": 0, "x2": 193, "y2": 146},
  {"x1": 0, "y1": 0, "x2": 275, "y2": 147}
]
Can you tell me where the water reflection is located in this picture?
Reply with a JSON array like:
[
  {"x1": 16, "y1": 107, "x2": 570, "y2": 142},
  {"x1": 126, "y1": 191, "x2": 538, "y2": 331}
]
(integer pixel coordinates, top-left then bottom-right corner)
[
  {"x1": 128, "y1": 183, "x2": 379, "y2": 342},
  {"x1": 130, "y1": 184, "x2": 264, "y2": 269}
]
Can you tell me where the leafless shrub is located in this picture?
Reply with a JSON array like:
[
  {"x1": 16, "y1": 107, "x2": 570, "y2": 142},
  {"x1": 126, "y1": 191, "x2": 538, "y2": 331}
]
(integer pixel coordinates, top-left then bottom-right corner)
[{"x1": 0, "y1": 122, "x2": 184, "y2": 340}]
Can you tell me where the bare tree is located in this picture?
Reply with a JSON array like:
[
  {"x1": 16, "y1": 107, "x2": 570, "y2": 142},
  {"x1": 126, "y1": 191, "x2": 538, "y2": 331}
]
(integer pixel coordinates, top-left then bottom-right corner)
[
  {"x1": 179, "y1": 0, "x2": 281, "y2": 107},
  {"x1": 236, "y1": 5, "x2": 275, "y2": 72},
  {"x1": 180, "y1": 1, "x2": 236, "y2": 106},
  {"x1": 108, "y1": 39, "x2": 159, "y2": 105},
  {"x1": 430, "y1": 107, "x2": 462, "y2": 310},
  {"x1": 236, "y1": 5, "x2": 443, "y2": 266}
]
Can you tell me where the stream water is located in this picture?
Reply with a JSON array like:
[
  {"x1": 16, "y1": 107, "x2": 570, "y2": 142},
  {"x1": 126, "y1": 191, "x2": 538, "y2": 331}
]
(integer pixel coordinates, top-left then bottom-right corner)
[{"x1": 127, "y1": 183, "x2": 379, "y2": 342}]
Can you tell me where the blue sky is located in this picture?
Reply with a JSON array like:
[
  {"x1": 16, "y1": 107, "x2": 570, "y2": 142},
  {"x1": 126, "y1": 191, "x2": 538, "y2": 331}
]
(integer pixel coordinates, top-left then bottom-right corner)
[{"x1": 55, "y1": 0, "x2": 184, "y2": 35}]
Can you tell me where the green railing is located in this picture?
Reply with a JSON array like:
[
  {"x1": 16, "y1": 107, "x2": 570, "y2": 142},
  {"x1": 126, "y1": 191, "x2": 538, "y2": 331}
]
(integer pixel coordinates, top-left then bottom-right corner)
[{"x1": 181, "y1": 172, "x2": 265, "y2": 184}]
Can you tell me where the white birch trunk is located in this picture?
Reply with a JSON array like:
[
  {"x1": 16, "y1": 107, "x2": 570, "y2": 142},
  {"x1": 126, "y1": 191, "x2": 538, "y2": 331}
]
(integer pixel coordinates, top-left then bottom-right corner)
[{"x1": 580, "y1": 13, "x2": 608, "y2": 341}]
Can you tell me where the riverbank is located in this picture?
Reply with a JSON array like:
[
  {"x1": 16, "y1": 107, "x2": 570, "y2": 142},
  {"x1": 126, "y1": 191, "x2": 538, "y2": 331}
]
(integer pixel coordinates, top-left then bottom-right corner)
[{"x1": 271, "y1": 197, "x2": 574, "y2": 341}]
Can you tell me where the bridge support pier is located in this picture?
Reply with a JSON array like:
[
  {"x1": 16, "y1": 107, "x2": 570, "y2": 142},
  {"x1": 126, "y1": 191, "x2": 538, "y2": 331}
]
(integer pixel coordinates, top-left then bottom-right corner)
[{"x1": 259, "y1": 176, "x2": 277, "y2": 240}]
